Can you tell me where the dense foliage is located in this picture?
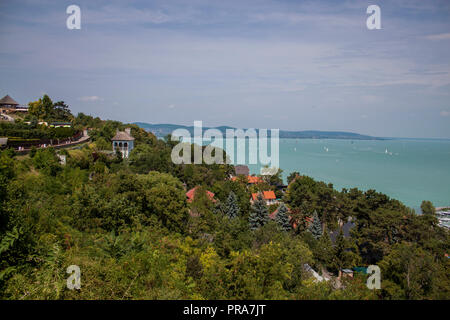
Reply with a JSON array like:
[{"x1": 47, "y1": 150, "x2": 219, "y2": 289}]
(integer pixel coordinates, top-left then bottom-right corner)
[{"x1": 0, "y1": 106, "x2": 448, "y2": 300}]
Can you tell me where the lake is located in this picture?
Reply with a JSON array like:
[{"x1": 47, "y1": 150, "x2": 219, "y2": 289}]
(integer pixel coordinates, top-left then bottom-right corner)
[{"x1": 242, "y1": 138, "x2": 450, "y2": 210}]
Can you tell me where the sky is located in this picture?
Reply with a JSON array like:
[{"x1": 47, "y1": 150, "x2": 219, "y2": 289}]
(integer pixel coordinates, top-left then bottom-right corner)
[{"x1": 0, "y1": 0, "x2": 449, "y2": 138}]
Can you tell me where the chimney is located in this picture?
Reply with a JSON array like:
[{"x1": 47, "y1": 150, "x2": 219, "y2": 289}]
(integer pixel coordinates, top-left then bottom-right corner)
[{"x1": 125, "y1": 128, "x2": 131, "y2": 135}]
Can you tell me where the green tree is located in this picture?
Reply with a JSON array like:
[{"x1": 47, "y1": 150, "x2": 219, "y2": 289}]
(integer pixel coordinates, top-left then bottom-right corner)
[
  {"x1": 420, "y1": 200, "x2": 435, "y2": 215},
  {"x1": 274, "y1": 203, "x2": 291, "y2": 232},
  {"x1": 28, "y1": 95, "x2": 73, "y2": 121},
  {"x1": 249, "y1": 194, "x2": 269, "y2": 230},
  {"x1": 51, "y1": 101, "x2": 73, "y2": 121},
  {"x1": 379, "y1": 242, "x2": 440, "y2": 299},
  {"x1": 287, "y1": 171, "x2": 300, "y2": 184},
  {"x1": 138, "y1": 172, "x2": 190, "y2": 233},
  {"x1": 309, "y1": 211, "x2": 322, "y2": 239},
  {"x1": 225, "y1": 191, "x2": 239, "y2": 219},
  {"x1": 332, "y1": 229, "x2": 359, "y2": 275},
  {"x1": 28, "y1": 98, "x2": 46, "y2": 120},
  {"x1": 314, "y1": 229, "x2": 333, "y2": 269}
]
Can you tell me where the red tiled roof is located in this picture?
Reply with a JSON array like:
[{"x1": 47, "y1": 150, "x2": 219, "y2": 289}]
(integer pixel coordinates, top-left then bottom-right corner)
[
  {"x1": 263, "y1": 190, "x2": 276, "y2": 199},
  {"x1": 231, "y1": 175, "x2": 263, "y2": 184},
  {"x1": 248, "y1": 176, "x2": 263, "y2": 184},
  {"x1": 186, "y1": 186, "x2": 215, "y2": 203},
  {"x1": 251, "y1": 190, "x2": 276, "y2": 201},
  {"x1": 268, "y1": 210, "x2": 277, "y2": 219}
]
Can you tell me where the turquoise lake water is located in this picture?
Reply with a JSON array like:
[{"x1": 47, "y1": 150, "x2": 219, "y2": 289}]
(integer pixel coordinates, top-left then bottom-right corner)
[
  {"x1": 237, "y1": 138, "x2": 450, "y2": 210},
  {"x1": 173, "y1": 135, "x2": 450, "y2": 210}
]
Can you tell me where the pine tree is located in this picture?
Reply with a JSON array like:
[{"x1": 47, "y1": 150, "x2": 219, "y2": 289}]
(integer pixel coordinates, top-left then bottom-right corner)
[
  {"x1": 275, "y1": 203, "x2": 291, "y2": 232},
  {"x1": 249, "y1": 194, "x2": 269, "y2": 230},
  {"x1": 314, "y1": 229, "x2": 333, "y2": 268},
  {"x1": 225, "y1": 191, "x2": 240, "y2": 219},
  {"x1": 309, "y1": 210, "x2": 322, "y2": 239},
  {"x1": 333, "y1": 228, "x2": 349, "y2": 274}
]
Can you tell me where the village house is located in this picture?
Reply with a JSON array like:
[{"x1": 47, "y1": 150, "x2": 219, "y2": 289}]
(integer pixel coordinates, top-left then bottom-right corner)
[
  {"x1": 330, "y1": 219, "x2": 355, "y2": 244},
  {"x1": 234, "y1": 165, "x2": 249, "y2": 176},
  {"x1": 231, "y1": 174, "x2": 263, "y2": 184},
  {"x1": 186, "y1": 186, "x2": 216, "y2": 218},
  {"x1": 186, "y1": 186, "x2": 216, "y2": 203},
  {"x1": 341, "y1": 269, "x2": 354, "y2": 278},
  {"x1": 251, "y1": 191, "x2": 277, "y2": 206},
  {"x1": 112, "y1": 128, "x2": 135, "y2": 158}
]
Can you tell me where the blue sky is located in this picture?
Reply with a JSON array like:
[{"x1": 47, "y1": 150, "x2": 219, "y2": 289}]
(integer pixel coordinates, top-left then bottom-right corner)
[{"x1": 0, "y1": 0, "x2": 449, "y2": 138}]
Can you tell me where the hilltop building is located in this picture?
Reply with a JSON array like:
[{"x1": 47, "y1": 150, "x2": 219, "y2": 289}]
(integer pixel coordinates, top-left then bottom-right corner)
[
  {"x1": 0, "y1": 95, "x2": 18, "y2": 113},
  {"x1": 0, "y1": 95, "x2": 28, "y2": 113},
  {"x1": 112, "y1": 128, "x2": 134, "y2": 158}
]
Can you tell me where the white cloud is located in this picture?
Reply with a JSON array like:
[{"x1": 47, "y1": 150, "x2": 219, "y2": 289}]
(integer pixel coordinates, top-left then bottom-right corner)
[
  {"x1": 79, "y1": 96, "x2": 104, "y2": 102},
  {"x1": 168, "y1": 104, "x2": 175, "y2": 109},
  {"x1": 440, "y1": 110, "x2": 450, "y2": 117}
]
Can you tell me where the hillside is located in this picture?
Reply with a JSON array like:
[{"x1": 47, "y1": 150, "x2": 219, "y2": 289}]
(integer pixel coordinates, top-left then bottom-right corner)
[{"x1": 134, "y1": 122, "x2": 384, "y2": 140}]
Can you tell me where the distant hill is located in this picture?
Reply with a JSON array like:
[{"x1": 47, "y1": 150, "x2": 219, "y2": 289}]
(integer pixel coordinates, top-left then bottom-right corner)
[{"x1": 134, "y1": 122, "x2": 384, "y2": 140}]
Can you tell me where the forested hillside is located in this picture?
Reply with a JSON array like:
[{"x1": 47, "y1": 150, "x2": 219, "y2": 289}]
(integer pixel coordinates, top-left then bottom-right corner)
[{"x1": 0, "y1": 107, "x2": 448, "y2": 300}]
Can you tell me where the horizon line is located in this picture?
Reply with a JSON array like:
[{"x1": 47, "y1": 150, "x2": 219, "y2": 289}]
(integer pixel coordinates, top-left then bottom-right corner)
[{"x1": 131, "y1": 121, "x2": 450, "y2": 141}]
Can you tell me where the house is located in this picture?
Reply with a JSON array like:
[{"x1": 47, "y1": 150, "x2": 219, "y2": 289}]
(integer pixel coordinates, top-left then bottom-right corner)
[
  {"x1": 330, "y1": 220, "x2": 355, "y2": 244},
  {"x1": 186, "y1": 186, "x2": 215, "y2": 203},
  {"x1": 251, "y1": 191, "x2": 277, "y2": 206},
  {"x1": 341, "y1": 269, "x2": 354, "y2": 278},
  {"x1": 231, "y1": 175, "x2": 263, "y2": 184},
  {"x1": 112, "y1": 128, "x2": 135, "y2": 158},
  {"x1": 234, "y1": 165, "x2": 249, "y2": 176}
]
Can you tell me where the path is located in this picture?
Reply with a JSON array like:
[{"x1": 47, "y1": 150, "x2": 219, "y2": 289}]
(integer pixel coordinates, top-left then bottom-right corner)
[{"x1": 15, "y1": 129, "x2": 90, "y2": 153}]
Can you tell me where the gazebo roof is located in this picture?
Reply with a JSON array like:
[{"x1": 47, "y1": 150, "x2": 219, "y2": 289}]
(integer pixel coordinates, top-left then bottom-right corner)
[
  {"x1": 0, "y1": 95, "x2": 19, "y2": 106},
  {"x1": 112, "y1": 130, "x2": 134, "y2": 141}
]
